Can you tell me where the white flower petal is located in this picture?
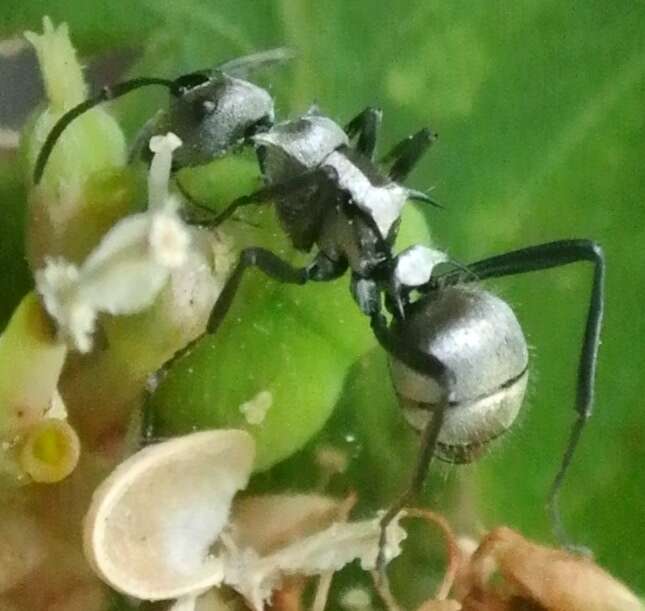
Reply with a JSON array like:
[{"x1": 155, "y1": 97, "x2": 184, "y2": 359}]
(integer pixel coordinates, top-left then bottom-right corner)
[
  {"x1": 35, "y1": 257, "x2": 80, "y2": 321},
  {"x1": 80, "y1": 259, "x2": 170, "y2": 317},
  {"x1": 35, "y1": 135, "x2": 193, "y2": 352},
  {"x1": 148, "y1": 132, "x2": 182, "y2": 210},
  {"x1": 35, "y1": 258, "x2": 94, "y2": 352},
  {"x1": 82, "y1": 213, "x2": 151, "y2": 273},
  {"x1": 66, "y1": 301, "x2": 96, "y2": 353},
  {"x1": 149, "y1": 210, "x2": 191, "y2": 268}
]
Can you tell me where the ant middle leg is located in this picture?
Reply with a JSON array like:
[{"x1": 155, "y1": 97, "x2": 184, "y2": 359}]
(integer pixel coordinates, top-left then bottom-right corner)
[
  {"x1": 196, "y1": 165, "x2": 338, "y2": 227},
  {"x1": 381, "y1": 127, "x2": 437, "y2": 183},
  {"x1": 161, "y1": 249, "x2": 345, "y2": 374},
  {"x1": 345, "y1": 106, "x2": 383, "y2": 160},
  {"x1": 207, "y1": 248, "x2": 346, "y2": 335}
]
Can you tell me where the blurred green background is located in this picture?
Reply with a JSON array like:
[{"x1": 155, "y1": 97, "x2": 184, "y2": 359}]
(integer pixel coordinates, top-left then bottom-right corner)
[{"x1": 1, "y1": 0, "x2": 644, "y2": 602}]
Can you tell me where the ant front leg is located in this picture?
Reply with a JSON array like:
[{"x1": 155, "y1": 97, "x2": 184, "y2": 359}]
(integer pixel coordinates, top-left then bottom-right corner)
[
  {"x1": 197, "y1": 165, "x2": 337, "y2": 227},
  {"x1": 345, "y1": 106, "x2": 383, "y2": 160},
  {"x1": 447, "y1": 238, "x2": 605, "y2": 548},
  {"x1": 207, "y1": 248, "x2": 346, "y2": 335},
  {"x1": 161, "y1": 249, "x2": 345, "y2": 374}
]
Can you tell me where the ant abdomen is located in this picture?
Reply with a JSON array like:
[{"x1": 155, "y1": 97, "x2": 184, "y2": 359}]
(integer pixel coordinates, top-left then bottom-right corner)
[{"x1": 389, "y1": 286, "x2": 529, "y2": 464}]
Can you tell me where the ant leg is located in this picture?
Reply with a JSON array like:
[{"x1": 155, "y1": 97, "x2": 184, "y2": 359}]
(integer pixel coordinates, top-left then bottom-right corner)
[
  {"x1": 406, "y1": 188, "x2": 443, "y2": 208},
  {"x1": 34, "y1": 77, "x2": 175, "y2": 184},
  {"x1": 370, "y1": 311, "x2": 453, "y2": 570},
  {"x1": 207, "y1": 248, "x2": 345, "y2": 335},
  {"x1": 376, "y1": 401, "x2": 447, "y2": 570},
  {"x1": 381, "y1": 127, "x2": 437, "y2": 183},
  {"x1": 173, "y1": 176, "x2": 229, "y2": 223},
  {"x1": 173, "y1": 173, "x2": 261, "y2": 229},
  {"x1": 163, "y1": 250, "x2": 345, "y2": 372},
  {"x1": 345, "y1": 106, "x2": 383, "y2": 160},
  {"x1": 200, "y1": 166, "x2": 338, "y2": 227},
  {"x1": 446, "y1": 238, "x2": 605, "y2": 547}
]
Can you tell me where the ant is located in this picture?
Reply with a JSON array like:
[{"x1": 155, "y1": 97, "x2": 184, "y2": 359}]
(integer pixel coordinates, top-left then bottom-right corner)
[
  {"x1": 35, "y1": 51, "x2": 605, "y2": 554},
  {"x1": 186, "y1": 104, "x2": 604, "y2": 550}
]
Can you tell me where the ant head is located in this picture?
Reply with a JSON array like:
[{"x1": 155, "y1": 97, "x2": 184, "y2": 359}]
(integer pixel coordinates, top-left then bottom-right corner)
[{"x1": 167, "y1": 73, "x2": 275, "y2": 168}]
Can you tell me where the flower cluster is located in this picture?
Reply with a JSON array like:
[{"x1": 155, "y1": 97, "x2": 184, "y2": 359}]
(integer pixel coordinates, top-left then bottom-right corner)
[{"x1": 36, "y1": 133, "x2": 191, "y2": 353}]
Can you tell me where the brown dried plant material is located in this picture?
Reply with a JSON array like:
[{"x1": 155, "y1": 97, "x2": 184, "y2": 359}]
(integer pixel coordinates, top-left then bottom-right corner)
[
  {"x1": 458, "y1": 526, "x2": 643, "y2": 611},
  {"x1": 404, "y1": 509, "x2": 461, "y2": 602},
  {"x1": 373, "y1": 508, "x2": 463, "y2": 611},
  {"x1": 310, "y1": 493, "x2": 358, "y2": 611},
  {"x1": 0, "y1": 509, "x2": 47, "y2": 594},
  {"x1": 271, "y1": 577, "x2": 307, "y2": 611},
  {"x1": 417, "y1": 602, "x2": 462, "y2": 611},
  {"x1": 231, "y1": 494, "x2": 344, "y2": 556}
]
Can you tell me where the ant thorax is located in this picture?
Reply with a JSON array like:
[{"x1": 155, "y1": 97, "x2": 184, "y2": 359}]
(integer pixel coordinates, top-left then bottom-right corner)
[
  {"x1": 317, "y1": 201, "x2": 393, "y2": 277},
  {"x1": 254, "y1": 114, "x2": 349, "y2": 182},
  {"x1": 323, "y1": 149, "x2": 409, "y2": 238}
]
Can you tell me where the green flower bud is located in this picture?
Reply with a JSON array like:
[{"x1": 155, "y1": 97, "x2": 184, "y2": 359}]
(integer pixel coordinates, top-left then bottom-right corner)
[
  {"x1": 23, "y1": 17, "x2": 129, "y2": 268},
  {"x1": 0, "y1": 293, "x2": 68, "y2": 486},
  {"x1": 149, "y1": 205, "x2": 433, "y2": 471},
  {"x1": 0, "y1": 292, "x2": 66, "y2": 437}
]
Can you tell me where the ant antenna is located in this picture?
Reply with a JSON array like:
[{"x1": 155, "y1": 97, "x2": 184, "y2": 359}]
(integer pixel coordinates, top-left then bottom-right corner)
[{"x1": 33, "y1": 77, "x2": 175, "y2": 184}]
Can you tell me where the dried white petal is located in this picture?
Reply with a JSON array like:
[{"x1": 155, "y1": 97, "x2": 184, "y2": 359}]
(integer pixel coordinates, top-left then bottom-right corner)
[
  {"x1": 239, "y1": 390, "x2": 273, "y2": 426},
  {"x1": 223, "y1": 513, "x2": 406, "y2": 611},
  {"x1": 231, "y1": 494, "x2": 342, "y2": 555},
  {"x1": 83, "y1": 430, "x2": 255, "y2": 601},
  {"x1": 394, "y1": 245, "x2": 448, "y2": 287}
]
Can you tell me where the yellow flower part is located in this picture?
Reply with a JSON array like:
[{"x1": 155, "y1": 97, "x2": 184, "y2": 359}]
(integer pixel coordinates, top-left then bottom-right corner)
[{"x1": 20, "y1": 418, "x2": 81, "y2": 483}]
